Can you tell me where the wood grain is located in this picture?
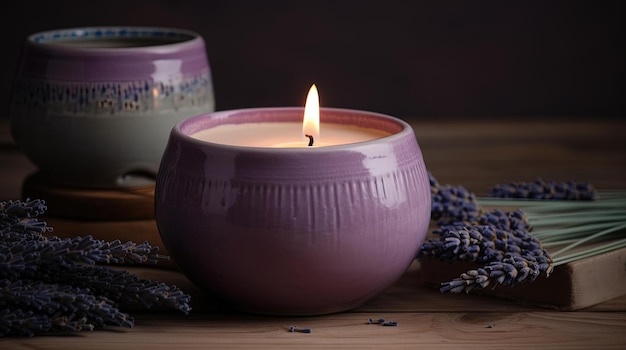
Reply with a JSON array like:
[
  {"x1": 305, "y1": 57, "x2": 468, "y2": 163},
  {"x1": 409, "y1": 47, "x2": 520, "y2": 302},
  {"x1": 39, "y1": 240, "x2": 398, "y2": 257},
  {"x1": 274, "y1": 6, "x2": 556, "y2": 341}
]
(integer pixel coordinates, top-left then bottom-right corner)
[
  {"x1": 21, "y1": 171, "x2": 155, "y2": 220},
  {"x1": 3, "y1": 263, "x2": 626, "y2": 349},
  {"x1": 3, "y1": 312, "x2": 625, "y2": 350},
  {"x1": 411, "y1": 118, "x2": 626, "y2": 193}
]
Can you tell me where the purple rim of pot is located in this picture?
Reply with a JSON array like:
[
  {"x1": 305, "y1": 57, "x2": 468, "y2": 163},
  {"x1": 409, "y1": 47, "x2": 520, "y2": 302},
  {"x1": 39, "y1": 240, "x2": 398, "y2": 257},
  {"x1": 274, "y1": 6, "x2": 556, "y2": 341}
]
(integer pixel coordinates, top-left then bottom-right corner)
[
  {"x1": 19, "y1": 26, "x2": 207, "y2": 81},
  {"x1": 167, "y1": 107, "x2": 420, "y2": 182},
  {"x1": 175, "y1": 107, "x2": 409, "y2": 152}
]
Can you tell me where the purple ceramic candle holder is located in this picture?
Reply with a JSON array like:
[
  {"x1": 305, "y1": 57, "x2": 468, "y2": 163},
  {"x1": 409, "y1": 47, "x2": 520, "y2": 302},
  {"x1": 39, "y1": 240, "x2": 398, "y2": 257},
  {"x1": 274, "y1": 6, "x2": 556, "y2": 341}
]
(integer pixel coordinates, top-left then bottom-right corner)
[{"x1": 154, "y1": 107, "x2": 431, "y2": 315}]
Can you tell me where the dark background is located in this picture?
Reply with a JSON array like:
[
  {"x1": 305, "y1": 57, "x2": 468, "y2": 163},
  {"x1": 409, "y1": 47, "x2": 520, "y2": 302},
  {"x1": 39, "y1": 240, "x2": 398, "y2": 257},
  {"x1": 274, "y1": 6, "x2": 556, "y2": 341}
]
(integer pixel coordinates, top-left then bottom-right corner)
[{"x1": 2, "y1": 0, "x2": 624, "y2": 120}]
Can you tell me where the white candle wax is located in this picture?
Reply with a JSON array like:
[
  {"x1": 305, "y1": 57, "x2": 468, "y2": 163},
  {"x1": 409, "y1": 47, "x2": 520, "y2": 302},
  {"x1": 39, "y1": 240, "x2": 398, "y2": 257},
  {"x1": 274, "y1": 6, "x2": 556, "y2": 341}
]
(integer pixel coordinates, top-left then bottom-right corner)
[{"x1": 190, "y1": 122, "x2": 391, "y2": 148}]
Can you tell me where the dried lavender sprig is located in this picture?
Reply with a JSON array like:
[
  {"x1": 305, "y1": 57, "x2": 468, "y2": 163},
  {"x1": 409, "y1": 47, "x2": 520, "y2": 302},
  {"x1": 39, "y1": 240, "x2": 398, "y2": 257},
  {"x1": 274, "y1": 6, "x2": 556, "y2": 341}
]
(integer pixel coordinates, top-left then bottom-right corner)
[
  {"x1": 533, "y1": 222, "x2": 626, "y2": 243},
  {"x1": 429, "y1": 217, "x2": 552, "y2": 294},
  {"x1": 488, "y1": 177, "x2": 597, "y2": 200},
  {"x1": 420, "y1": 209, "x2": 538, "y2": 263},
  {"x1": 429, "y1": 172, "x2": 481, "y2": 223},
  {"x1": 30, "y1": 263, "x2": 192, "y2": 314},
  {"x1": 55, "y1": 235, "x2": 170, "y2": 265},
  {"x1": 0, "y1": 199, "x2": 52, "y2": 240},
  {"x1": 1, "y1": 198, "x2": 192, "y2": 337},
  {"x1": 553, "y1": 237, "x2": 626, "y2": 266},
  {"x1": 439, "y1": 208, "x2": 532, "y2": 232},
  {"x1": 478, "y1": 192, "x2": 626, "y2": 210},
  {"x1": 0, "y1": 198, "x2": 48, "y2": 219},
  {"x1": 418, "y1": 224, "x2": 548, "y2": 265},
  {"x1": 0, "y1": 240, "x2": 39, "y2": 279},
  {"x1": 550, "y1": 223, "x2": 626, "y2": 260},
  {"x1": 0, "y1": 307, "x2": 99, "y2": 337},
  {"x1": 425, "y1": 173, "x2": 555, "y2": 294},
  {"x1": 0, "y1": 279, "x2": 133, "y2": 329},
  {"x1": 421, "y1": 226, "x2": 488, "y2": 262},
  {"x1": 0, "y1": 235, "x2": 170, "y2": 279},
  {"x1": 440, "y1": 252, "x2": 554, "y2": 294},
  {"x1": 528, "y1": 210, "x2": 624, "y2": 226},
  {"x1": 426, "y1": 174, "x2": 626, "y2": 295},
  {"x1": 1, "y1": 198, "x2": 168, "y2": 268},
  {"x1": 478, "y1": 192, "x2": 626, "y2": 259}
]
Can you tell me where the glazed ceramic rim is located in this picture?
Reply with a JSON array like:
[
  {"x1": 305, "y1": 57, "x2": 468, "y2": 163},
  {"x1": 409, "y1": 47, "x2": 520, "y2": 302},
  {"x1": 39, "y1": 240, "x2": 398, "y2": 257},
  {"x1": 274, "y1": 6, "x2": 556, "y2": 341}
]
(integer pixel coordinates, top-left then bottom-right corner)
[
  {"x1": 175, "y1": 107, "x2": 412, "y2": 152},
  {"x1": 27, "y1": 26, "x2": 202, "y2": 53}
]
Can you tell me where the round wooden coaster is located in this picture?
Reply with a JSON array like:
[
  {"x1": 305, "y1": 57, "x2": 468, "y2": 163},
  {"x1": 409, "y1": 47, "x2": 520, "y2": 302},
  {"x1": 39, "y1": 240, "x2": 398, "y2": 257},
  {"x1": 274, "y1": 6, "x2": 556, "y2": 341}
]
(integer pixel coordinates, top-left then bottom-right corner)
[{"x1": 22, "y1": 171, "x2": 155, "y2": 220}]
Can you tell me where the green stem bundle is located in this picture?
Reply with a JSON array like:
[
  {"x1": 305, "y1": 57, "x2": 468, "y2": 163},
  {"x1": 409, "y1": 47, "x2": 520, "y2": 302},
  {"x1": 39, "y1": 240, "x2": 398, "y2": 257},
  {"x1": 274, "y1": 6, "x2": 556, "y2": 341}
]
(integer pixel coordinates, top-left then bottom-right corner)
[{"x1": 477, "y1": 191, "x2": 626, "y2": 267}]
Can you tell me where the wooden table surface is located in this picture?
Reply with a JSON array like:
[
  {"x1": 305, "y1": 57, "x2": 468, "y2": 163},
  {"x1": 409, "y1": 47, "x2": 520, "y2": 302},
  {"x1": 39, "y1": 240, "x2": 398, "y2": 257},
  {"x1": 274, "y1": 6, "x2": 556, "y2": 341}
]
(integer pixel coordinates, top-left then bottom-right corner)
[{"x1": 1, "y1": 117, "x2": 626, "y2": 349}]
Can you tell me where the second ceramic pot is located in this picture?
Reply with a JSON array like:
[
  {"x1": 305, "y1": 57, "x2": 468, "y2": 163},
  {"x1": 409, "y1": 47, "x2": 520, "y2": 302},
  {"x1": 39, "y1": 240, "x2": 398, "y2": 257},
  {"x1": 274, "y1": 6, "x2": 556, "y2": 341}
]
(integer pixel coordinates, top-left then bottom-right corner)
[{"x1": 10, "y1": 26, "x2": 215, "y2": 188}]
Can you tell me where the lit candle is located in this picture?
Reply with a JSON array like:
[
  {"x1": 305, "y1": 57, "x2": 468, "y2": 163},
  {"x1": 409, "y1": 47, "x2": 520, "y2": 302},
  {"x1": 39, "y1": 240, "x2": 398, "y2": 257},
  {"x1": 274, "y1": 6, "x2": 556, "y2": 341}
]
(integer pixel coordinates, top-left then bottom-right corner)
[
  {"x1": 302, "y1": 83, "x2": 320, "y2": 146},
  {"x1": 190, "y1": 85, "x2": 390, "y2": 147}
]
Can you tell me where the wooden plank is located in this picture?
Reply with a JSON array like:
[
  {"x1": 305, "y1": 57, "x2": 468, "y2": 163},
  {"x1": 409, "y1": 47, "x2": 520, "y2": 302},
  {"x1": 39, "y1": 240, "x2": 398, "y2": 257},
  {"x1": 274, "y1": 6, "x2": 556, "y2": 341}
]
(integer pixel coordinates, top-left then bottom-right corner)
[
  {"x1": 21, "y1": 171, "x2": 155, "y2": 220},
  {"x1": 1, "y1": 309, "x2": 626, "y2": 350}
]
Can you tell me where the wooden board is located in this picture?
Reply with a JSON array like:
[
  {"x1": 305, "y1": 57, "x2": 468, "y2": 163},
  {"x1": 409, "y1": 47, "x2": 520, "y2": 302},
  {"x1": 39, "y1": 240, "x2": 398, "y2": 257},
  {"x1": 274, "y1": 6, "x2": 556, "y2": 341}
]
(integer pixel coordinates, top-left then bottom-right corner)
[
  {"x1": 22, "y1": 171, "x2": 155, "y2": 220},
  {"x1": 420, "y1": 247, "x2": 626, "y2": 310}
]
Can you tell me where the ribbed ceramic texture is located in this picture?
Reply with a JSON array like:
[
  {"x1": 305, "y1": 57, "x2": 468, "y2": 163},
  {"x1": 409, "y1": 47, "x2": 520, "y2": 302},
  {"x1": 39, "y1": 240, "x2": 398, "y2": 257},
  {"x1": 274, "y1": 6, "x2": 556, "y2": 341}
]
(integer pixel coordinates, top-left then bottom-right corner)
[
  {"x1": 155, "y1": 108, "x2": 431, "y2": 315},
  {"x1": 10, "y1": 26, "x2": 215, "y2": 188}
]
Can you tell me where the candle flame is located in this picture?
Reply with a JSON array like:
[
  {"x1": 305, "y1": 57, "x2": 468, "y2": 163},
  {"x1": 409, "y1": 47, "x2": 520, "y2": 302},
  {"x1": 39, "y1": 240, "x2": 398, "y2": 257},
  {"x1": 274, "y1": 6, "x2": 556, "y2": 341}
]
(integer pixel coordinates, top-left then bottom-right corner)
[{"x1": 303, "y1": 84, "x2": 320, "y2": 142}]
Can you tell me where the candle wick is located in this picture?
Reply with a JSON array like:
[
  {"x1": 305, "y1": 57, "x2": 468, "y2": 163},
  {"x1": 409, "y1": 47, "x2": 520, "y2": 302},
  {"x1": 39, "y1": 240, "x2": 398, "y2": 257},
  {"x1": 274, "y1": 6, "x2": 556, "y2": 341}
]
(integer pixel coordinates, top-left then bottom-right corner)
[{"x1": 305, "y1": 134, "x2": 314, "y2": 147}]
